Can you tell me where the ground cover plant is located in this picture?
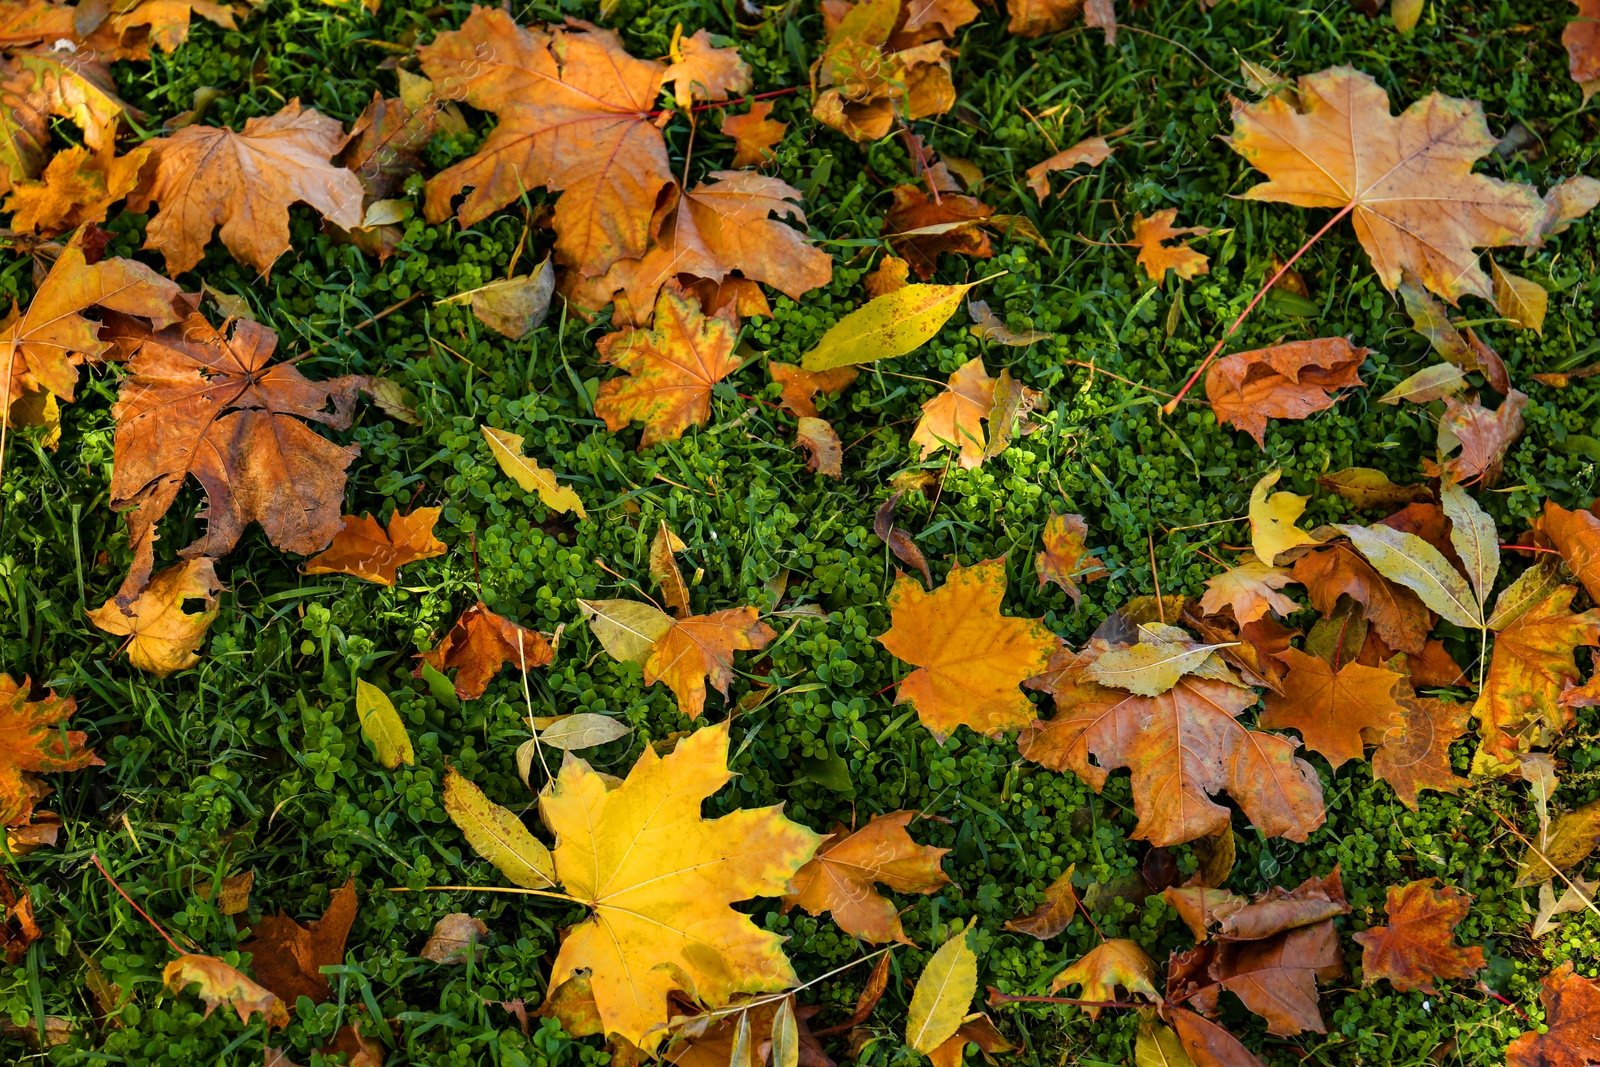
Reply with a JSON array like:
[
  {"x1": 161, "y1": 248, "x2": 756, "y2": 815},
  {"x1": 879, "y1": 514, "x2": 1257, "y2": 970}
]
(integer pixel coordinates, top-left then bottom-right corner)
[{"x1": 2, "y1": 0, "x2": 1600, "y2": 1063}]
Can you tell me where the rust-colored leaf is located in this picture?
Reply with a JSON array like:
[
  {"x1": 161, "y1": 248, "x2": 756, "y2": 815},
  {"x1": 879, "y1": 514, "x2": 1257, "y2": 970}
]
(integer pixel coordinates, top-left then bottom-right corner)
[
  {"x1": 1434, "y1": 389, "x2": 1527, "y2": 484},
  {"x1": 1537, "y1": 501, "x2": 1600, "y2": 604},
  {"x1": 1370, "y1": 690, "x2": 1470, "y2": 810},
  {"x1": 1292, "y1": 544, "x2": 1432, "y2": 655},
  {"x1": 240, "y1": 878, "x2": 357, "y2": 1005},
  {"x1": 643, "y1": 607, "x2": 776, "y2": 719},
  {"x1": 1166, "y1": 870, "x2": 1348, "y2": 942},
  {"x1": 163, "y1": 954, "x2": 288, "y2": 1028},
  {"x1": 879, "y1": 557, "x2": 1058, "y2": 738},
  {"x1": 1169, "y1": 918, "x2": 1343, "y2": 1037},
  {"x1": 1169, "y1": 1006, "x2": 1266, "y2": 1067},
  {"x1": 722, "y1": 100, "x2": 787, "y2": 168},
  {"x1": 1205, "y1": 338, "x2": 1366, "y2": 448},
  {"x1": 912, "y1": 357, "x2": 996, "y2": 469},
  {"x1": 302, "y1": 509, "x2": 447, "y2": 587},
  {"x1": 94, "y1": 0, "x2": 236, "y2": 59},
  {"x1": 128, "y1": 100, "x2": 363, "y2": 276},
  {"x1": 106, "y1": 302, "x2": 364, "y2": 604},
  {"x1": 1507, "y1": 963, "x2": 1600, "y2": 1067},
  {"x1": 1048, "y1": 940, "x2": 1158, "y2": 1019},
  {"x1": 1005, "y1": 866, "x2": 1077, "y2": 940},
  {"x1": 0, "y1": 674, "x2": 100, "y2": 828},
  {"x1": 1024, "y1": 136, "x2": 1111, "y2": 202},
  {"x1": 865, "y1": 255, "x2": 910, "y2": 296},
  {"x1": 1132, "y1": 209, "x2": 1209, "y2": 286},
  {"x1": 782, "y1": 811, "x2": 950, "y2": 943},
  {"x1": 1259, "y1": 648, "x2": 1407, "y2": 768},
  {"x1": 875, "y1": 491, "x2": 932, "y2": 589},
  {"x1": 1198, "y1": 556, "x2": 1298, "y2": 625},
  {"x1": 0, "y1": 870, "x2": 38, "y2": 963},
  {"x1": 883, "y1": 185, "x2": 994, "y2": 280},
  {"x1": 419, "y1": 602, "x2": 553, "y2": 701},
  {"x1": 1353, "y1": 879, "x2": 1484, "y2": 994},
  {"x1": 769, "y1": 363, "x2": 857, "y2": 419},
  {"x1": 812, "y1": 0, "x2": 961, "y2": 141},
  {"x1": 88, "y1": 558, "x2": 222, "y2": 677},
  {"x1": 336, "y1": 91, "x2": 438, "y2": 200},
  {"x1": 1035, "y1": 513, "x2": 1107, "y2": 606},
  {"x1": 650, "y1": 520, "x2": 692, "y2": 619},
  {"x1": 1566, "y1": 0, "x2": 1600, "y2": 98},
  {"x1": 595, "y1": 287, "x2": 740, "y2": 449},
  {"x1": 795, "y1": 417, "x2": 843, "y2": 477}
]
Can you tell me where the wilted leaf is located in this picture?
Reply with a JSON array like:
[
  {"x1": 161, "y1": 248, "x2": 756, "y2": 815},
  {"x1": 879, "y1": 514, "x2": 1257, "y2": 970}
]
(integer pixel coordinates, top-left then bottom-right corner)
[
  {"x1": 1506, "y1": 963, "x2": 1600, "y2": 1067},
  {"x1": 446, "y1": 767, "x2": 556, "y2": 889},
  {"x1": 240, "y1": 878, "x2": 357, "y2": 1005},
  {"x1": 0, "y1": 870, "x2": 38, "y2": 964},
  {"x1": 1435, "y1": 390, "x2": 1527, "y2": 484},
  {"x1": 1035, "y1": 513, "x2": 1107, "y2": 606},
  {"x1": 1352, "y1": 880, "x2": 1484, "y2": 993},
  {"x1": 596, "y1": 287, "x2": 740, "y2": 449},
  {"x1": 444, "y1": 260, "x2": 555, "y2": 340},
  {"x1": 722, "y1": 101, "x2": 787, "y2": 168},
  {"x1": 302, "y1": 509, "x2": 447, "y2": 586},
  {"x1": 906, "y1": 923, "x2": 977, "y2": 1054},
  {"x1": 1206, "y1": 338, "x2": 1365, "y2": 447},
  {"x1": 88, "y1": 558, "x2": 221, "y2": 676},
  {"x1": 876, "y1": 490, "x2": 933, "y2": 588},
  {"x1": 1227, "y1": 67, "x2": 1547, "y2": 303},
  {"x1": 912, "y1": 357, "x2": 995, "y2": 469},
  {"x1": 795, "y1": 417, "x2": 843, "y2": 477},
  {"x1": 1370, "y1": 691, "x2": 1470, "y2": 810},
  {"x1": 1132, "y1": 209, "x2": 1209, "y2": 286},
  {"x1": 1199, "y1": 557, "x2": 1299, "y2": 625},
  {"x1": 783, "y1": 811, "x2": 950, "y2": 943},
  {"x1": 481, "y1": 425, "x2": 586, "y2": 518},
  {"x1": 1316, "y1": 468, "x2": 1432, "y2": 510},
  {"x1": 968, "y1": 299, "x2": 1052, "y2": 346},
  {"x1": 1516, "y1": 797, "x2": 1600, "y2": 887},
  {"x1": 163, "y1": 955, "x2": 288, "y2": 1028},
  {"x1": 1050, "y1": 940, "x2": 1159, "y2": 1018},
  {"x1": 1249, "y1": 470, "x2": 1321, "y2": 566},
  {"x1": 883, "y1": 185, "x2": 994, "y2": 279},
  {"x1": 1168, "y1": 1006, "x2": 1266, "y2": 1067},
  {"x1": 578, "y1": 599, "x2": 675, "y2": 664},
  {"x1": 651, "y1": 520, "x2": 691, "y2": 618},
  {"x1": 1292, "y1": 545, "x2": 1429, "y2": 654},
  {"x1": 354, "y1": 679, "x2": 414, "y2": 769},
  {"x1": 421, "y1": 913, "x2": 489, "y2": 964},
  {"x1": 879, "y1": 557, "x2": 1058, "y2": 738},
  {"x1": 1005, "y1": 866, "x2": 1077, "y2": 940},
  {"x1": 337, "y1": 91, "x2": 437, "y2": 200},
  {"x1": 1396, "y1": 271, "x2": 1508, "y2": 390},
  {"x1": 769, "y1": 363, "x2": 857, "y2": 418},
  {"x1": 420, "y1": 602, "x2": 552, "y2": 701},
  {"x1": 1024, "y1": 136, "x2": 1111, "y2": 202},
  {"x1": 644, "y1": 608, "x2": 776, "y2": 719}
]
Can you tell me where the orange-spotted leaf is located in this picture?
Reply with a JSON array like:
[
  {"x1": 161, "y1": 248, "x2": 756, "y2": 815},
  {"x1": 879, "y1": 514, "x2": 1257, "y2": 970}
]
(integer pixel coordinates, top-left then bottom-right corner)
[
  {"x1": 1035, "y1": 513, "x2": 1107, "y2": 606},
  {"x1": 0, "y1": 675, "x2": 99, "y2": 828},
  {"x1": 643, "y1": 608, "x2": 777, "y2": 719},
  {"x1": 878, "y1": 557, "x2": 1058, "y2": 738},
  {"x1": 722, "y1": 101, "x2": 787, "y2": 168},
  {"x1": 88, "y1": 558, "x2": 222, "y2": 677},
  {"x1": 1205, "y1": 338, "x2": 1366, "y2": 448},
  {"x1": 782, "y1": 811, "x2": 950, "y2": 943},
  {"x1": 1508, "y1": 964, "x2": 1600, "y2": 1067},
  {"x1": 595, "y1": 287, "x2": 740, "y2": 449},
  {"x1": 1048, "y1": 940, "x2": 1159, "y2": 1019},
  {"x1": 1132, "y1": 209, "x2": 1209, "y2": 286},
  {"x1": 769, "y1": 363, "x2": 857, "y2": 419},
  {"x1": 163, "y1": 955, "x2": 288, "y2": 1028},
  {"x1": 912, "y1": 357, "x2": 996, "y2": 470},
  {"x1": 419, "y1": 602, "x2": 552, "y2": 701},
  {"x1": 240, "y1": 878, "x2": 357, "y2": 1005},
  {"x1": 302, "y1": 509, "x2": 447, "y2": 586},
  {"x1": 1353, "y1": 879, "x2": 1484, "y2": 994},
  {"x1": 664, "y1": 29, "x2": 750, "y2": 108},
  {"x1": 1199, "y1": 556, "x2": 1299, "y2": 624},
  {"x1": 1259, "y1": 648, "x2": 1407, "y2": 768}
]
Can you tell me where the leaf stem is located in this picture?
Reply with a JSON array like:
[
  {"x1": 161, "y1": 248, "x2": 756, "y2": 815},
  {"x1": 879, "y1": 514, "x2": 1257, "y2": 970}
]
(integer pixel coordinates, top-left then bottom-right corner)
[
  {"x1": 393, "y1": 884, "x2": 585, "y2": 904},
  {"x1": 90, "y1": 853, "x2": 185, "y2": 956}
]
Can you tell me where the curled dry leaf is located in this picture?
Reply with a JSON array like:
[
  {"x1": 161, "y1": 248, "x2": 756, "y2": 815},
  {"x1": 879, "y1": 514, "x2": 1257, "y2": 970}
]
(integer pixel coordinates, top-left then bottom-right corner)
[
  {"x1": 1198, "y1": 557, "x2": 1299, "y2": 625},
  {"x1": 163, "y1": 955, "x2": 288, "y2": 1029},
  {"x1": 239, "y1": 878, "x2": 357, "y2": 1005},
  {"x1": 446, "y1": 768, "x2": 556, "y2": 888},
  {"x1": 878, "y1": 557, "x2": 1059, "y2": 738},
  {"x1": 1024, "y1": 136, "x2": 1111, "y2": 202},
  {"x1": 481, "y1": 425, "x2": 586, "y2": 518},
  {"x1": 419, "y1": 602, "x2": 553, "y2": 701},
  {"x1": 0, "y1": 675, "x2": 99, "y2": 827},
  {"x1": 643, "y1": 607, "x2": 777, "y2": 719},
  {"x1": 782, "y1": 811, "x2": 950, "y2": 943},
  {"x1": 883, "y1": 185, "x2": 993, "y2": 280},
  {"x1": 812, "y1": 0, "x2": 967, "y2": 141},
  {"x1": 0, "y1": 870, "x2": 38, "y2": 964},
  {"x1": 1205, "y1": 338, "x2": 1366, "y2": 448},
  {"x1": 1048, "y1": 940, "x2": 1159, "y2": 1019},
  {"x1": 876, "y1": 491, "x2": 933, "y2": 588},
  {"x1": 337, "y1": 91, "x2": 438, "y2": 201},
  {"x1": 979, "y1": 368, "x2": 1041, "y2": 461},
  {"x1": 88, "y1": 558, "x2": 222, "y2": 676},
  {"x1": 1131, "y1": 209, "x2": 1209, "y2": 286},
  {"x1": 1004, "y1": 865, "x2": 1077, "y2": 940},
  {"x1": 1380, "y1": 363, "x2": 1467, "y2": 406},
  {"x1": 967, "y1": 300, "x2": 1053, "y2": 346},
  {"x1": 1352, "y1": 879, "x2": 1484, "y2": 993},
  {"x1": 912, "y1": 357, "x2": 995, "y2": 469},
  {"x1": 302, "y1": 508, "x2": 447, "y2": 586},
  {"x1": 1543, "y1": 173, "x2": 1600, "y2": 236},
  {"x1": 795, "y1": 417, "x2": 843, "y2": 477},
  {"x1": 651, "y1": 520, "x2": 691, "y2": 618},
  {"x1": 769, "y1": 363, "x2": 857, "y2": 418},
  {"x1": 802, "y1": 280, "x2": 976, "y2": 371},
  {"x1": 595, "y1": 288, "x2": 740, "y2": 449},
  {"x1": 1167, "y1": 919, "x2": 1343, "y2": 1036},
  {"x1": 1035, "y1": 513, "x2": 1107, "y2": 606},
  {"x1": 722, "y1": 101, "x2": 787, "y2": 168},
  {"x1": 421, "y1": 913, "x2": 489, "y2": 964},
  {"x1": 1316, "y1": 468, "x2": 1432, "y2": 510}
]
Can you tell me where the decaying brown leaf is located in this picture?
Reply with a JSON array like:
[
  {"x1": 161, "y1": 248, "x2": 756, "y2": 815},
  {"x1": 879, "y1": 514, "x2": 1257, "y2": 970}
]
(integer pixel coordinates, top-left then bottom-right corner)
[
  {"x1": 419, "y1": 602, "x2": 553, "y2": 701},
  {"x1": 883, "y1": 185, "x2": 993, "y2": 279},
  {"x1": 1004, "y1": 866, "x2": 1077, "y2": 940},
  {"x1": 1024, "y1": 136, "x2": 1111, "y2": 202},
  {"x1": 1205, "y1": 338, "x2": 1366, "y2": 448},
  {"x1": 240, "y1": 878, "x2": 357, "y2": 1005},
  {"x1": 795, "y1": 417, "x2": 843, "y2": 477}
]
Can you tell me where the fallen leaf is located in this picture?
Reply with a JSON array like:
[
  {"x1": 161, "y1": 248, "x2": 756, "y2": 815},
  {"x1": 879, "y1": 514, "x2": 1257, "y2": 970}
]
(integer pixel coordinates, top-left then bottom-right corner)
[
  {"x1": 1533, "y1": 876, "x2": 1598, "y2": 937},
  {"x1": 419, "y1": 602, "x2": 552, "y2": 701},
  {"x1": 1173, "y1": 920, "x2": 1343, "y2": 1036},
  {"x1": 163, "y1": 955, "x2": 288, "y2": 1028},
  {"x1": 88, "y1": 558, "x2": 222, "y2": 676},
  {"x1": 0, "y1": 870, "x2": 38, "y2": 963},
  {"x1": 686, "y1": 277, "x2": 772, "y2": 320},
  {"x1": 666, "y1": 995, "x2": 832, "y2": 1067},
  {"x1": 1199, "y1": 557, "x2": 1299, "y2": 625},
  {"x1": 968, "y1": 300, "x2": 1053, "y2": 346},
  {"x1": 446, "y1": 767, "x2": 557, "y2": 888},
  {"x1": 321, "y1": 1023, "x2": 384, "y2": 1067},
  {"x1": 813, "y1": 2, "x2": 959, "y2": 141},
  {"x1": 1379, "y1": 363, "x2": 1467, "y2": 405},
  {"x1": 1537, "y1": 501, "x2": 1600, "y2": 604},
  {"x1": 421, "y1": 913, "x2": 489, "y2": 964},
  {"x1": 127, "y1": 100, "x2": 363, "y2": 276},
  {"x1": 1515, "y1": 797, "x2": 1600, "y2": 886},
  {"x1": 1566, "y1": 0, "x2": 1600, "y2": 99},
  {"x1": 912, "y1": 357, "x2": 995, "y2": 469},
  {"x1": 240, "y1": 878, "x2": 357, "y2": 1005},
  {"x1": 1316, "y1": 468, "x2": 1432, "y2": 510},
  {"x1": 782, "y1": 811, "x2": 950, "y2": 943},
  {"x1": 4, "y1": 142, "x2": 147, "y2": 236},
  {"x1": 1492, "y1": 260, "x2": 1548, "y2": 334},
  {"x1": 980, "y1": 368, "x2": 1042, "y2": 461},
  {"x1": 1543, "y1": 173, "x2": 1600, "y2": 236},
  {"x1": 1020, "y1": 649, "x2": 1324, "y2": 846},
  {"x1": 1167, "y1": 869, "x2": 1347, "y2": 942},
  {"x1": 1205, "y1": 338, "x2": 1366, "y2": 448},
  {"x1": 864, "y1": 256, "x2": 911, "y2": 296},
  {"x1": 595, "y1": 287, "x2": 740, "y2": 449},
  {"x1": 879, "y1": 557, "x2": 1058, "y2": 738},
  {"x1": 801, "y1": 281, "x2": 976, "y2": 371},
  {"x1": 664, "y1": 28, "x2": 750, "y2": 108},
  {"x1": 0, "y1": 675, "x2": 98, "y2": 828},
  {"x1": 1352, "y1": 879, "x2": 1484, "y2": 993},
  {"x1": 1005, "y1": 866, "x2": 1077, "y2": 940},
  {"x1": 795, "y1": 417, "x2": 843, "y2": 477},
  {"x1": 643, "y1": 607, "x2": 776, "y2": 719},
  {"x1": 1291, "y1": 544, "x2": 1430, "y2": 655},
  {"x1": 1035, "y1": 513, "x2": 1107, "y2": 606},
  {"x1": 106, "y1": 303, "x2": 364, "y2": 605},
  {"x1": 1082, "y1": 635, "x2": 1238, "y2": 697},
  {"x1": 1007, "y1": 0, "x2": 1108, "y2": 38},
  {"x1": 536, "y1": 713, "x2": 631, "y2": 751},
  {"x1": 1049, "y1": 940, "x2": 1159, "y2": 1019},
  {"x1": 1024, "y1": 136, "x2": 1112, "y2": 202},
  {"x1": 354, "y1": 679, "x2": 414, "y2": 769},
  {"x1": 365, "y1": 378, "x2": 418, "y2": 425},
  {"x1": 1227, "y1": 66, "x2": 1547, "y2": 303},
  {"x1": 1168, "y1": 1006, "x2": 1267, "y2": 1067},
  {"x1": 1506, "y1": 963, "x2": 1600, "y2": 1067},
  {"x1": 1335, "y1": 520, "x2": 1480, "y2": 629},
  {"x1": 1259, "y1": 649, "x2": 1406, "y2": 768},
  {"x1": 1435, "y1": 389, "x2": 1527, "y2": 484},
  {"x1": 1396, "y1": 272, "x2": 1508, "y2": 391},
  {"x1": 906, "y1": 923, "x2": 977, "y2": 1054},
  {"x1": 481, "y1": 425, "x2": 586, "y2": 518},
  {"x1": 578, "y1": 599, "x2": 675, "y2": 664},
  {"x1": 1369, "y1": 691, "x2": 1470, "y2": 809},
  {"x1": 336, "y1": 91, "x2": 437, "y2": 201},
  {"x1": 722, "y1": 101, "x2": 787, "y2": 168},
  {"x1": 420, "y1": 13, "x2": 671, "y2": 274},
  {"x1": 539, "y1": 722, "x2": 822, "y2": 1049},
  {"x1": 196, "y1": 870, "x2": 254, "y2": 916},
  {"x1": 883, "y1": 185, "x2": 993, "y2": 280},
  {"x1": 926, "y1": 1014, "x2": 1013, "y2": 1067},
  {"x1": 651, "y1": 520, "x2": 692, "y2": 618},
  {"x1": 1135, "y1": 1020, "x2": 1200, "y2": 1067},
  {"x1": 769, "y1": 363, "x2": 857, "y2": 418},
  {"x1": 302, "y1": 509, "x2": 447, "y2": 586},
  {"x1": 445, "y1": 261, "x2": 555, "y2": 340},
  {"x1": 875, "y1": 491, "x2": 933, "y2": 588},
  {"x1": 1249, "y1": 469, "x2": 1321, "y2": 566},
  {"x1": 1131, "y1": 209, "x2": 1209, "y2": 286}
]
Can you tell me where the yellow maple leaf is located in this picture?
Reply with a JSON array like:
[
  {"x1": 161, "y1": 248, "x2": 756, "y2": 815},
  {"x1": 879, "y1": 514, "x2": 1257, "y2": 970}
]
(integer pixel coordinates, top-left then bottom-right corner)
[
  {"x1": 539, "y1": 723, "x2": 822, "y2": 1049},
  {"x1": 912, "y1": 357, "x2": 996, "y2": 469},
  {"x1": 87, "y1": 559, "x2": 222, "y2": 676}
]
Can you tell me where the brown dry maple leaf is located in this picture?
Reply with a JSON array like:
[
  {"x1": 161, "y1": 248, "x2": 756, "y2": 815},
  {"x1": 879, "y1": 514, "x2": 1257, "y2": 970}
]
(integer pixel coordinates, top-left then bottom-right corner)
[
  {"x1": 878, "y1": 557, "x2": 1058, "y2": 738},
  {"x1": 1165, "y1": 869, "x2": 1348, "y2": 943},
  {"x1": 88, "y1": 558, "x2": 222, "y2": 677},
  {"x1": 4, "y1": 143, "x2": 148, "y2": 236},
  {"x1": 1434, "y1": 389, "x2": 1527, "y2": 484},
  {"x1": 1198, "y1": 557, "x2": 1299, "y2": 625},
  {"x1": 1035, "y1": 513, "x2": 1107, "y2": 606},
  {"x1": 241, "y1": 878, "x2": 357, "y2": 1005},
  {"x1": 1259, "y1": 648, "x2": 1407, "y2": 768},
  {"x1": 420, "y1": 12, "x2": 670, "y2": 275},
  {"x1": 1019, "y1": 646, "x2": 1324, "y2": 846},
  {"x1": 1227, "y1": 66, "x2": 1548, "y2": 303},
  {"x1": 1131, "y1": 209, "x2": 1209, "y2": 286},
  {"x1": 128, "y1": 100, "x2": 364, "y2": 276},
  {"x1": 912, "y1": 357, "x2": 996, "y2": 469},
  {"x1": 643, "y1": 607, "x2": 776, "y2": 719},
  {"x1": 106, "y1": 301, "x2": 364, "y2": 605},
  {"x1": 722, "y1": 101, "x2": 787, "y2": 168},
  {"x1": 337, "y1": 91, "x2": 439, "y2": 201},
  {"x1": 1508, "y1": 963, "x2": 1600, "y2": 1067},
  {"x1": 302, "y1": 508, "x2": 448, "y2": 586},
  {"x1": 1005, "y1": 866, "x2": 1077, "y2": 940},
  {"x1": 1205, "y1": 338, "x2": 1366, "y2": 448},
  {"x1": 883, "y1": 185, "x2": 994, "y2": 280},
  {"x1": 420, "y1": 602, "x2": 552, "y2": 701},
  {"x1": 0, "y1": 674, "x2": 100, "y2": 828},
  {"x1": 770, "y1": 363, "x2": 857, "y2": 418},
  {"x1": 1353, "y1": 879, "x2": 1484, "y2": 994},
  {"x1": 795, "y1": 416, "x2": 843, "y2": 477},
  {"x1": 1050, "y1": 940, "x2": 1158, "y2": 1018},
  {"x1": 1370, "y1": 688, "x2": 1470, "y2": 809},
  {"x1": 595, "y1": 286, "x2": 741, "y2": 448},
  {"x1": 90, "y1": 0, "x2": 237, "y2": 60},
  {"x1": 1171, "y1": 920, "x2": 1343, "y2": 1036},
  {"x1": 1292, "y1": 543, "x2": 1432, "y2": 655},
  {"x1": 782, "y1": 811, "x2": 951, "y2": 943}
]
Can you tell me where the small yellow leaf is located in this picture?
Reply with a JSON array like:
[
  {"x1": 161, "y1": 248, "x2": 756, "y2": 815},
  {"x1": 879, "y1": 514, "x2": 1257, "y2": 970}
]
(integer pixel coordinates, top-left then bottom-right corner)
[
  {"x1": 578, "y1": 599, "x2": 675, "y2": 663},
  {"x1": 355, "y1": 679, "x2": 415, "y2": 769},
  {"x1": 88, "y1": 559, "x2": 223, "y2": 677},
  {"x1": 1491, "y1": 260, "x2": 1547, "y2": 335},
  {"x1": 481, "y1": 425, "x2": 587, "y2": 519},
  {"x1": 906, "y1": 922, "x2": 978, "y2": 1053},
  {"x1": 802, "y1": 282, "x2": 979, "y2": 371},
  {"x1": 1391, "y1": 0, "x2": 1424, "y2": 32},
  {"x1": 444, "y1": 768, "x2": 556, "y2": 889},
  {"x1": 1135, "y1": 1021, "x2": 1195, "y2": 1067},
  {"x1": 1248, "y1": 469, "x2": 1321, "y2": 566}
]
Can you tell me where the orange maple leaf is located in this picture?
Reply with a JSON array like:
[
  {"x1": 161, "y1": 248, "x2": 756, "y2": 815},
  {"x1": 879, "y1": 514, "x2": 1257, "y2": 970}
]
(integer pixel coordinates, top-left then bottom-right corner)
[
  {"x1": 240, "y1": 879, "x2": 357, "y2": 1005},
  {"x1": 1050, "y1": 940, "x2": 1158, "y2": 1019},
  {"x1": 92, "y1": 0, "x2": 237, "y2": 59},
  {"x1": 769, "y1": 362, "x2": 857, "y2": 418},
  {"x1": 1508, "y1": 963, "x2": 1600, "y2": 1067},
  {"x1": 4, "y1": 142, "x2": 148, "y2": 236},
  {"x1": 782, "y1": 811, "x2": 951, "y2": 943},
  {"x1": 912, "y1": 358, "x2": 997, "y2": 470},
  {"x1": 128, "y1": 100, "x2": 364, "y2": 276},
  {"x1": 420, "y1": 602, "x2": 552, "y2": 701},
  {"x1": 643, "y1": 607, "x2": 776, "y2": 719},
  {"x1": 664, "y1": 28, "x2": 750, "y2": 109},
  {"x1": 1567, "y1": 0, "x2": 1600, "y2": 97},
  {"x1": 1539, "y1": 501, "x2": 1600, "y2": 604},
  {"x1": 0, "y1": 674, "x2": 100, "y2": 828},
  {"x1": 595, "y1": 287, "x2": 741, "y2": 448},
  {"x1": 302, "y1": 508, "x2": 448, "y2": 586},
  {"x1": 164, "y1": 954, "x2": 288, "y2": 1029},
  {"x1": 1353, "y1": 879, "x2": 1484, "y2": 994},
  {"x1": 1025, "y1": 136, "x2": 1112, "y2": 202},
  {"x1": 1205, "y1": 338, "x2": 1366, "y2": 448},
  {"x1": 1130, "y1": 209, "x2": 1209, "y2": 286},
  {"x1": 1369, "y1": 689, "x2": 1469, "y2": 810},
  {"x1": 1227, "y1": 66, "x2": 1548, "y2": 303},
  {"x1": 1434, "y1": 390, "x2": 1527, "y2": 484},
  {"x1": 1259, "y1": 648, "x2": 1407, "y2": 768},
  {"x1": 420, "y1": 12, "x2": 670, "y2": 276},
  {"x1": 721, "y1": 101, "x2": 787, "y2": 168},
  {"x1": 878, "y1": 557, "x2": 1058, "y2": 738},
  {"x1": 1034, "y1": 513, "x2": 1107, "y2": 606}
]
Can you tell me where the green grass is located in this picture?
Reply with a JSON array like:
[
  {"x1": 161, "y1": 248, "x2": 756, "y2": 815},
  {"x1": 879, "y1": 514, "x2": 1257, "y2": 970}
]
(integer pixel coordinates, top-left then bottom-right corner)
[{"x1": 2, "y1": 0, "x2": 1599, "y2": 1063}]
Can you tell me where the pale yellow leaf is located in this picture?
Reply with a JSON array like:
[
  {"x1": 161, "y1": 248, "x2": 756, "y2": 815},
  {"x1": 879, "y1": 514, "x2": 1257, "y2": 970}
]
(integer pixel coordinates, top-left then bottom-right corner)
[
  {"x1": 906, "y1": 923, "x2": 977, "y2": 1053},
  {"x1": 444, "y1": 768, "x2": 556, "y2": 889},
  {"x1": 481, "y1": 425, "x2": 587, "y2": 518},
  {"x1": 355, "y1": 679, "x2": 415, "y2": 769},
  {"x1": 1249, "y1": 469, "x2": 1321, "y2": 565},
  {"x1": 578, "y1": 598, "x2": 675, "y2": 662}
]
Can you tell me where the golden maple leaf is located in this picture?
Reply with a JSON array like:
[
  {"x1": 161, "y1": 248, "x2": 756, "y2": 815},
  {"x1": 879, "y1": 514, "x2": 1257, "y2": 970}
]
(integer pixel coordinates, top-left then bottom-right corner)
[
  {"x1": 1258, "y1": 648, "x2": 1407, "y2": 769},
  {"x1": 1227, "y1": 66, "x2": 1548, "y2": 304},
  {"x1": 87, "y1": 559, "x2": 222, "y2": 676},
  {"x1": 912, "y1": 357, "x2": 996, "y2": 469},
  {"x1": 420, "y1": 11, "x2": 671, "y2": 276},
  {"x1": 664, "y1": 28, "x2": 750, "y2": 109},
  {"x1": 127, "y1": 100, "x2": 364, "y2": 276},
  {"x1": 539, "y1": 722, "x2": 822, "y2": 1050},
  {"x1": 878, "y1": 557, "x2": 1058, "y2": 737},
  {"x1": 163, "y1": 955, "x2": 288, "y2": 1029},
  {"x1": 722, "y1": 101, "x2": 787, "y2": 168},
  {"x1": 302, "y1": 508, "x2": 448, "y2": 586},
  {"x1": 4, "y1": 143, "x2": 149, "y2": 236},
  {"x1": 595, "y1": 287, "x2": 742, "y2": 449},
  {"x1": 1198, "y1": 556, "x2": 1299, "y2": 624},
  {"x1": 782, "y1": 811, "x2": 951, "y2": 943},
  {"x1": 643, "y1": 607, "x2": 776, "y2": 719},
  {"x1": 0, "y1": 674, "x2": 100, "y2": 827},
  {"x1": 1130, "y1": 209, "x2": 1209, "y2": 286}
]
